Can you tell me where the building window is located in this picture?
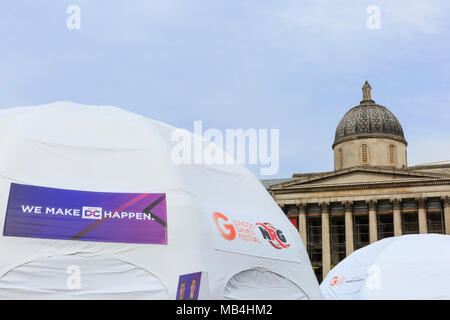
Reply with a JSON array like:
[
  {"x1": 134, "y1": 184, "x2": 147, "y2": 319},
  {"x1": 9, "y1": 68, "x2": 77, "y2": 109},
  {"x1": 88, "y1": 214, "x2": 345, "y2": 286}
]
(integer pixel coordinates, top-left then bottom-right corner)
[
  {"x1": 389, "y1": 145, "x2": 396, "y2": 165},
  {"x1": 338, "y1": 149, "x2": 343, "y2": 169},
  {"x1": 361, "y1": 144, "x2": 369, "y2": 164}
]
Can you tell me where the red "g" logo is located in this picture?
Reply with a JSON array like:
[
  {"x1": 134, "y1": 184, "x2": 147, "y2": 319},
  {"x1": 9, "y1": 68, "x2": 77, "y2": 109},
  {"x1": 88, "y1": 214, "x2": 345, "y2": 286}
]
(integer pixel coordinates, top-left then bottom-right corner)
[
  {"x1": 330, "y1": 276, "x2": 338, "y2": 286},
  {"x1": 212, "y1": 212, "x2": 236, "y2": 241}
]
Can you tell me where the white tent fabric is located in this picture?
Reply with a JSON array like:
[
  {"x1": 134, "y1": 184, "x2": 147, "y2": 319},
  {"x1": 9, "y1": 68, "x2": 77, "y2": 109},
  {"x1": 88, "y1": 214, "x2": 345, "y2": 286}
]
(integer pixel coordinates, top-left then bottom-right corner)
[
  {"x1": 0, "y1": 102, "x2": 322, "y2": 300},
  {"x1": 321, "y1": 234, "x2": 450, "y2": 299},
  {"x1": 223, "y1": 268, "x2": 308, "y2": 300},
  {"x1": 0, "y1": 254, "x2": 169, "y2": 299}
]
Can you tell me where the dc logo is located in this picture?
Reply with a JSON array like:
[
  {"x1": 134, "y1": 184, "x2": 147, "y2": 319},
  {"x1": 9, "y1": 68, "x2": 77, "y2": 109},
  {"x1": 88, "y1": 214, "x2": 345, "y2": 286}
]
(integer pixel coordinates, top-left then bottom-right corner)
[{"x1": 82, "y1": 206, "x2": 102, "y2": 220}]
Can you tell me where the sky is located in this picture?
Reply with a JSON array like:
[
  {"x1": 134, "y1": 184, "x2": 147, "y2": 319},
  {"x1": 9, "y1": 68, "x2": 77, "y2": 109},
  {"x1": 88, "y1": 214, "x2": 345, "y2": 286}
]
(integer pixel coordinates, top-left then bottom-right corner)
[{"x1": 1, "y1": 0, "x2": 450, "y2": 179}]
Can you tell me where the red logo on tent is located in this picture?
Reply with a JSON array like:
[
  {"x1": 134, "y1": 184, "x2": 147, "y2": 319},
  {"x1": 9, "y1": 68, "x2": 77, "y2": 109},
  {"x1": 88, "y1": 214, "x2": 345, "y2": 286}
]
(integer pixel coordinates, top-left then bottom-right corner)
[
  {"x1": 329, "y1": 276, "x2": 345, "y2": 286},
  {"x1": 256, "y1": 222, "x2": 290, "y2": 249},
  {"x1": 212, "y1": 212, "x2": 236, "y2": 241},
  {"x1": 330, "y1": 276, "x2": 338, "y2": 286}
]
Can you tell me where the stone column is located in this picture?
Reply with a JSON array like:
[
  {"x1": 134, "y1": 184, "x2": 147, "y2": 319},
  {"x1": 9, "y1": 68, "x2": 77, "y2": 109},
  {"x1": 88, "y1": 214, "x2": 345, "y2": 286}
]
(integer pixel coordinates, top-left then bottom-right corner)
[
  {"x1": 320, "y1": 202, "x2": 331, "y2": 279},
  {"x1": 297, "y1": 203, "x2": 307, "y2": 246},
  {"x1": 442, "y1": 196, "x2": 450, "y2": 235},
  {"x1": 367, "y1": 199, "x2": 378, "y2": 243},
  {"x1": 392, "y1": 199, "x2": 402, "y2": 236},
  {"x1": 343, "y1": 201, "x2": 354, "y2": 256},
  {"x1": 416, "y1": 197, "x2": 428, "y2": 234}
]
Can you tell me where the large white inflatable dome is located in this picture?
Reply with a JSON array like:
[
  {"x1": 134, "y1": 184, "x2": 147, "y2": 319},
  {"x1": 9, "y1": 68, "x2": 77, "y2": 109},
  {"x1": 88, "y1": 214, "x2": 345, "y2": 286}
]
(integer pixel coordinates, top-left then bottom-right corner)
[
  {"x1": 321, "y1": 234, "x2": 450, "y2": 299},
  {"x1": 0, "y1": 102, "x2": 321, "y2": 299}
]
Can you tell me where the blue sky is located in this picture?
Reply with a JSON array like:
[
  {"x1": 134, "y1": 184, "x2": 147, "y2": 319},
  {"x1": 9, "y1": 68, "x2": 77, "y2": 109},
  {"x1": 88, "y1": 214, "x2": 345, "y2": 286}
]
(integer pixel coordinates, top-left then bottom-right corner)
[{"x1": 1, "y1": 0, "x2": 450, "y2": 178}]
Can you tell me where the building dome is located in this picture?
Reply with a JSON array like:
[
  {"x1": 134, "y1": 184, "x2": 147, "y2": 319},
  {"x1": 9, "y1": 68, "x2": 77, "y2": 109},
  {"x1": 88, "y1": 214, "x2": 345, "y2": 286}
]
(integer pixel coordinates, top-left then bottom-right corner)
[
  {"x1": 332, "y1": 82, "x2": 408, "y2": 170},
  {"x1": 333, "y1": 81, "x2": 407, "y2": 148}
]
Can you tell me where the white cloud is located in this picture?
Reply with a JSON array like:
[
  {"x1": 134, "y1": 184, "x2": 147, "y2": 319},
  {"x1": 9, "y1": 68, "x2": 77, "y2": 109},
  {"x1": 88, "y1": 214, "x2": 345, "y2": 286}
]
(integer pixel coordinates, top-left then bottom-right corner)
[
  {"x1": 251, "y1": 0, "x2": 448, "y2": 48},
  {"x1": 385, "y1": 0, "x2": 443, "y2": 37},
  {"x1": 408, "y1": 137, "x2": 450, "y2": 166}
]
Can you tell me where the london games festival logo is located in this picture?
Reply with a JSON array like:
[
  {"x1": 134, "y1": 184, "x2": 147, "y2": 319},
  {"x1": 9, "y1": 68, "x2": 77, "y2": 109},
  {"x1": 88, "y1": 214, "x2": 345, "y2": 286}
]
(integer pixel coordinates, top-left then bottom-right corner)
[{"x1": 212, "y1": 212, "x2": 290, "y2": 249}]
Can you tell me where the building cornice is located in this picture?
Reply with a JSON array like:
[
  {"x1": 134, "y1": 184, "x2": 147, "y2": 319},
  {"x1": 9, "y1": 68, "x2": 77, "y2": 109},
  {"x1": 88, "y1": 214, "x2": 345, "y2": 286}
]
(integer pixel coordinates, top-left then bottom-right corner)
[
  {"x1": 271, "y1": 166, "x2": 449, "y2": 189},
  {"x1": 332, "y1": 133, "x2": 407, "y2": 149},
  {"x1": 270, "y1": 178, "x2": 450, "y2": 195}
]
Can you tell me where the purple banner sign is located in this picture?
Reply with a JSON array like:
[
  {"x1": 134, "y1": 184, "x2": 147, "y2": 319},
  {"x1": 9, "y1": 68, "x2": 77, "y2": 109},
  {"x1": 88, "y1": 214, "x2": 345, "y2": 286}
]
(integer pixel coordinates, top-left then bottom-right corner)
[{"x1": 3, "y1": 183, "x2": 167, "y2": 244}]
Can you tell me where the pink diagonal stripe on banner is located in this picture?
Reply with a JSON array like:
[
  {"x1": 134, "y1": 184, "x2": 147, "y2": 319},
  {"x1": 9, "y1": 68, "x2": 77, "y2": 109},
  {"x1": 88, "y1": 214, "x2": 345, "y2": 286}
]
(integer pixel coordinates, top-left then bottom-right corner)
[{"x1": 71, "y1": 193, "x2": 152, "y2": 240}]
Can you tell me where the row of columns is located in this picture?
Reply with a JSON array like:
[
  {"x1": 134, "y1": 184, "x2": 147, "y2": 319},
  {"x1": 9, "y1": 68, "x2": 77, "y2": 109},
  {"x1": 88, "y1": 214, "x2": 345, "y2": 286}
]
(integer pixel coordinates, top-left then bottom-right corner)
[{"x1": 294, "y1": 196, "x2": 450, "y2": 279}]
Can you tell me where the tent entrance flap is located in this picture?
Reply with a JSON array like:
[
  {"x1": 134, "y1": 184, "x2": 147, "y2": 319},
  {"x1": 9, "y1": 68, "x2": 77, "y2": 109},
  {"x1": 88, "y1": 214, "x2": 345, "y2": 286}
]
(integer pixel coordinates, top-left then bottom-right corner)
[{"x1": 223, "y1": 268, "x2": 308, "y2": 300}]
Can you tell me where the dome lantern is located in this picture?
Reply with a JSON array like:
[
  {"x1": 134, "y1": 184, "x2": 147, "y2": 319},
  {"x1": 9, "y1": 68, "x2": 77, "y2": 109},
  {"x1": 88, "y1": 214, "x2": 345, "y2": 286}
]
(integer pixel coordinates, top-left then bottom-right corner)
[{"x1": 362, "y1": 81, "x2": 373, "y2": 103}]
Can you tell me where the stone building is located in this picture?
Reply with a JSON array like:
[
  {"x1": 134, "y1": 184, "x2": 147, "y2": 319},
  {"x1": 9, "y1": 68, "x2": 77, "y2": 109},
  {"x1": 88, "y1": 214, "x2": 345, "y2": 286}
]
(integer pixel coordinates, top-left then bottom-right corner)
[{"x1": 263, "y1": 82, "x2": 450, "y2": 282}]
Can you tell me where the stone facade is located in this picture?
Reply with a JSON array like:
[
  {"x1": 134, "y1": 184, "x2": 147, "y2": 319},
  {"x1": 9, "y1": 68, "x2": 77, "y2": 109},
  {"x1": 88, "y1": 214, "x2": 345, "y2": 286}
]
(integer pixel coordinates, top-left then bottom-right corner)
[{"x1": 263, "y1": 82, "x2": 450, "y2": 282}]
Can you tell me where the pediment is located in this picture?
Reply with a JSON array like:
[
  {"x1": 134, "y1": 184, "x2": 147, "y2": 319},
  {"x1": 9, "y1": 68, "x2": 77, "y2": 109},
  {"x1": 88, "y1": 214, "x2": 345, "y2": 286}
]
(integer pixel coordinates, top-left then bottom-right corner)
[{"x1": 269, "y1": 166, "x2": 450, "y2": 190}]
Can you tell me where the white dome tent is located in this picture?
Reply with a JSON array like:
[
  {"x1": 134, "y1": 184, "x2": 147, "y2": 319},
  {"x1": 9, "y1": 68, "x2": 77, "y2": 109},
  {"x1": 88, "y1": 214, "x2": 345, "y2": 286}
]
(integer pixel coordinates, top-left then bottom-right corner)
[
  {"x1": 320, "y1": 234, "x2": 450, "y2": 299},
  {"x1": 0, "y1": 102, "x2": 322, "y2": 300}
]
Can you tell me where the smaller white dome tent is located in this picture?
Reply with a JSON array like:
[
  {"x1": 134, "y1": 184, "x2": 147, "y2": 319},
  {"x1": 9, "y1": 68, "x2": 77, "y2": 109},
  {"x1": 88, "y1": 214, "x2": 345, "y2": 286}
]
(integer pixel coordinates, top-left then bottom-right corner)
[
  {"x1": 321, "y1": 234, "x2": 450, "y2": 299},
  {"x1": 0, "y1": 102, "x2": 322, "y2": 300}
]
